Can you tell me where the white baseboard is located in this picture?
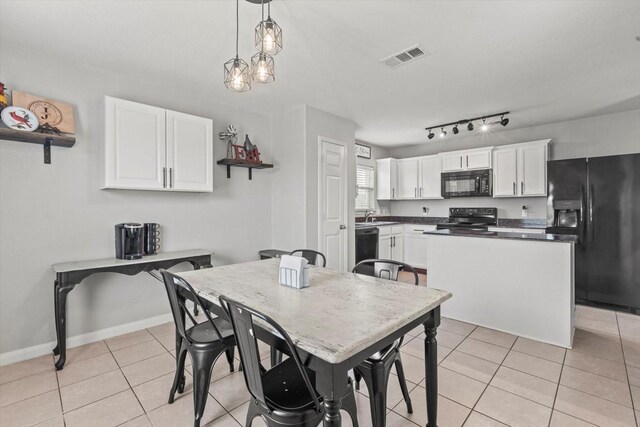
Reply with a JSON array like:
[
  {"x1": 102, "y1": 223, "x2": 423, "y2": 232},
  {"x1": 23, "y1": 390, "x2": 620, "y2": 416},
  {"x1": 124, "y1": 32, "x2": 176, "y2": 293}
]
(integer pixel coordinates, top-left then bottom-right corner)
[{"x1": 0, "y1": 313, "x2": 173, "y2": 367}]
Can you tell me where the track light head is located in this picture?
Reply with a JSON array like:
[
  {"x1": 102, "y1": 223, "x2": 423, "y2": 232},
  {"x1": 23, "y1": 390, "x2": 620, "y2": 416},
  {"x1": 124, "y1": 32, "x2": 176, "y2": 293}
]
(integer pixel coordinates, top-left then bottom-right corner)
[
  {"x1": 452, "y1": 125, "x2": 459, "y2": 135},
  {"x1": 439, "y1": 127, "x2": 447, "y2": 138},
  {"x1": 467, "y1": 122, "x2": 474, "y2": 131},
  {"x1": 427, "y1": 129, "x2": 435, "y2": 140},
  {"x1": 500, "y1": 115, "x2": 509, "y2": 127},
  {"x1": 481, "y1": 119, "x2": 489, "y2": 132}
]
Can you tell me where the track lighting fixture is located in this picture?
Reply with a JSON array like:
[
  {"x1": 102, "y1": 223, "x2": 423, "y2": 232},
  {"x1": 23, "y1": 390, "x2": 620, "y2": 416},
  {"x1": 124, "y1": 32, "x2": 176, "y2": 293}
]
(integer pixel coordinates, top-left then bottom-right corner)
[{"x1": 424, "y1": 111, "x2": 509, "y2": 141}]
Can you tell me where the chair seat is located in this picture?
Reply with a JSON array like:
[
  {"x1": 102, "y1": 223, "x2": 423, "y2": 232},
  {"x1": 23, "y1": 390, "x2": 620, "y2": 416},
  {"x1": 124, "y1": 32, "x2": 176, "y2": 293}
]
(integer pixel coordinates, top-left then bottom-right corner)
[
  {"x1": 365, "y1": 338, "x2": 401, "y2": 361},
  {"x1": 186, "y1": 317, "x2": 235, "y2": 344},
  {"x1": 263, "y1": 358, "x2": 320, "y2": 411}
]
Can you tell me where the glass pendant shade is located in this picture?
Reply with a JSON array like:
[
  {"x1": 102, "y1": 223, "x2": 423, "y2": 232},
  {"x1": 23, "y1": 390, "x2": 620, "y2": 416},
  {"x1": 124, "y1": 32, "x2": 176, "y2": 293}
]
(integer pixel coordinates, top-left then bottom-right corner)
[
  {"x1": 224, "y1": 57, "x2": 251, "y2": 92},
  {"x1": 251, "y1": 52, "x2": 275, "y2": 83},
  {"x1": 255, "y1": 17, "x2": 282, "y2": 55}
]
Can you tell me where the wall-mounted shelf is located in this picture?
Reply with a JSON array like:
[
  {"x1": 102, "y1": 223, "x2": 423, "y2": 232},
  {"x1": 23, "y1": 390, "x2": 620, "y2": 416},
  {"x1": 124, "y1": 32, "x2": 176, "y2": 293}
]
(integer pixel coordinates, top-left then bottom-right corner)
[
  {"x1": 0, "y1": 126, "x2": 76, "y2": 164},
  {"x1": 217, "y1": 158, "x2": 273, "y2": 180}
]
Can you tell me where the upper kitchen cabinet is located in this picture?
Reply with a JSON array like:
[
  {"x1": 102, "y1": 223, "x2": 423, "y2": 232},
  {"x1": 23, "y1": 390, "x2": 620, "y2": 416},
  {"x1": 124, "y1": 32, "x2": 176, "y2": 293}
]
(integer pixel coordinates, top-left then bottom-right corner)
[
  {"x1": 493, "y1": 139, "x2": 550, "y2": 197},
  {"x1": 418, "y1": 155, "x2": 442, "y2": 199},
  {"x1": 104, "y1": 96, "x2": 213, "y2": 192},
  {"x1": 376, "y1": 158, "x2": 397, "y2": 199},
  {"x1": 397, "y1": 158, "x2": 419, "y2": 198},
  {"x1": 166, "y1": 110, "x2": 213, "y2": 192},
  {"x1": 441, "y1": 148, "x2": 493, "y2": 172}
]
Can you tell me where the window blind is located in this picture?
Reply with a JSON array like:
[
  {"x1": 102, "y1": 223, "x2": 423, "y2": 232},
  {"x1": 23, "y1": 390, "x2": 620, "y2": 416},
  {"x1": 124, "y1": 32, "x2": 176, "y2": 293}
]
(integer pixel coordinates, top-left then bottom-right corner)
[{"x1": 355, "y1": 165, "x2": 375, "y2": 211}]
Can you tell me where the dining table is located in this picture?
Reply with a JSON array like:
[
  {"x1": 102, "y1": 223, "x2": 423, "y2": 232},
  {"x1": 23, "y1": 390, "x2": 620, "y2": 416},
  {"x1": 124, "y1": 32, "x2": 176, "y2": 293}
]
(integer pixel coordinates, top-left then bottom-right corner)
[{"x1": 178, "y1": 258, "x2": 452, "y2": 427}]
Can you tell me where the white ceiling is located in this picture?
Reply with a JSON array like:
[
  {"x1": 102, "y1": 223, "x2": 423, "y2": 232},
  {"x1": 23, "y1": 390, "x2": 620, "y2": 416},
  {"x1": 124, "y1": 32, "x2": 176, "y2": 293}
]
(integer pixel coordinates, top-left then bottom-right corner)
[{"x1": 1, "y1": 0, "x2": 639, "y2": 147}]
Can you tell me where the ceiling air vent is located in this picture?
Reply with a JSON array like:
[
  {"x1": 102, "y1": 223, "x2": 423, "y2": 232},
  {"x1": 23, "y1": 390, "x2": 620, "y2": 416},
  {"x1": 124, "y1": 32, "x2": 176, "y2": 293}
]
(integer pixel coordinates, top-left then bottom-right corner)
[{"x1": 380, "y1": 45, "x2": 429, "y2": 68}]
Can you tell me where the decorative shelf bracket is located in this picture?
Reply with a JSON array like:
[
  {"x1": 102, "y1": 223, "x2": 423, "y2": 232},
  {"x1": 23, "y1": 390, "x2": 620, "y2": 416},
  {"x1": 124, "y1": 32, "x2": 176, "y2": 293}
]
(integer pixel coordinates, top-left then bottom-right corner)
[{"x1": 0, "y1": 127, "x2": 75, "y2": 165}]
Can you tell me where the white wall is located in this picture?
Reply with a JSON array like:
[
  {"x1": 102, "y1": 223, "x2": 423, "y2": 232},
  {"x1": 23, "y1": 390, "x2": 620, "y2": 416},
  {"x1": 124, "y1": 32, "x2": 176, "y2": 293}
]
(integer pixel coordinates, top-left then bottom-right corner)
[
  {"x1": 386, "y1": 109, "x2": 640, "y2": 219},
  {"x1": 0, "y1": 44, "x2": 273, "y2": 355}
]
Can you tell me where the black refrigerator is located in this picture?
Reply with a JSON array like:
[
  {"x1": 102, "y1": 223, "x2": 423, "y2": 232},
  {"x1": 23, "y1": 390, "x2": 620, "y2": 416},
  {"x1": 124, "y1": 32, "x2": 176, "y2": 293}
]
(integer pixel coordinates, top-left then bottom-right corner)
[{"x1": 546, "y1": 153, "x2": 640, "y2": 313}]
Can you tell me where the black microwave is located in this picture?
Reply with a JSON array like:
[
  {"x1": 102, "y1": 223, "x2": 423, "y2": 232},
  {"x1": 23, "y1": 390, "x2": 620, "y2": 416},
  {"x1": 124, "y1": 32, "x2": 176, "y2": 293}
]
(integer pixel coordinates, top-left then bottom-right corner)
[{"x1": 441, "y1": 169, "x2": 493, "y2": 198}]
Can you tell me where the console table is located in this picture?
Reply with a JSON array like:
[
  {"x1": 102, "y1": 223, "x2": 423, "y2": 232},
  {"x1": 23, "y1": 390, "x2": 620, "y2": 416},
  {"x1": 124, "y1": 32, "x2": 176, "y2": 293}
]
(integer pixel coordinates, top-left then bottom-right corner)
[{"x1": 51, "y1": 249, "x2": 212, "y2": 370}]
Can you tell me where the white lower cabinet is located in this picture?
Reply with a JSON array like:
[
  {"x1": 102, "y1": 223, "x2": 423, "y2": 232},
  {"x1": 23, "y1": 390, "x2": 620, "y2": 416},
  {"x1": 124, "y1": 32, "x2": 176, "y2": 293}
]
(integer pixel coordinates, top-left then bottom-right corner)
[
  {"x1": 378, "y1": 226, "x2": 403, "y2": 261},
  {"x1": 403, "y1": 225, "x2": 436, "y2": 269}
]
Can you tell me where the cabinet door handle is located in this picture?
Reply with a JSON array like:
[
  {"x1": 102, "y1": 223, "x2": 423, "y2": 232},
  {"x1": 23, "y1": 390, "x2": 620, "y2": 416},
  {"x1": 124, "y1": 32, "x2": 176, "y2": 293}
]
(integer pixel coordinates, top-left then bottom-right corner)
[
  {"x1": 392, "y1": 188, "x2": 395, "y2": 198},
  {"x1": 169, "y1": 168, "x2": 174, "y2": 188},
  {"x1": 415, "y1": 188, "x2": 417, "y2": 198},
  {"x1": 521, "y1": 182, "x2": 524, "y2": 194},
  {"x1": 392, "y1": 236, "x2": 395, "y2": 247},
  {"x1": 339, "y1": 224, "x2": 346, "y2": 230},
  {"x1": 513, "y1": 182, "x2": 516, "y2": 195},
  {"x1": 420, "y1": 187, "x2": 423, "y2": 197},
  {"x1": 460, "y1": 157, "x2": 463, "y2": 168},
  {"x1": 163, "y1": 167, "x2": 167, "y2": 188},
  {"x1": 466, "y1": 156, "x2": 469, "y2": 168}
]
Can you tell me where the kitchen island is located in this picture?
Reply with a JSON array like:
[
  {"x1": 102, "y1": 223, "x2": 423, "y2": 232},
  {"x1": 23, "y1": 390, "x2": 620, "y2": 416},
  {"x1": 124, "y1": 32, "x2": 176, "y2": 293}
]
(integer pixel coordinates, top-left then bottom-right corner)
[{"x1": 425, "y1": 229, "x2": 577, "y2": 348}]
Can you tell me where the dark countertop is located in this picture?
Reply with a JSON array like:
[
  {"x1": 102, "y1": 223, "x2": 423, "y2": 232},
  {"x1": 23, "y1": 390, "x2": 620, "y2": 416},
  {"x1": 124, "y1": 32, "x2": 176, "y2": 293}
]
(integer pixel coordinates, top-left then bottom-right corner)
[
  {"x1": 356, "y1": 216, "x2": 546, "y2": 229},
  {"x1": 424, "y1": 229, "x2": 578, "y2": 243}
]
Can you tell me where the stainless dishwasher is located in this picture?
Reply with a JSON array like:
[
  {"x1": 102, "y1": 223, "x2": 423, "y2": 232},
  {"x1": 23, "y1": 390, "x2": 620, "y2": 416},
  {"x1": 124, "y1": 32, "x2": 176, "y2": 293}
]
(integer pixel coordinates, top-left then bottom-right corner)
[{"x1": 356, "y1": 227, "x2": 379, "y2": 263}]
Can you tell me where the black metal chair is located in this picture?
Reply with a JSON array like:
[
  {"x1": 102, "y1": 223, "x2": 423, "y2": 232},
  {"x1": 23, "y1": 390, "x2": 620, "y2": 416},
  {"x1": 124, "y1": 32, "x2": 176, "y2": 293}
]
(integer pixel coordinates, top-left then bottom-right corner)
[
  {"x1": 219, "y1": 295, "x2": 359, "y2": 427},
  {"x1": 289, "y1": 249, "x2": 327, "y2": 267},
  {"x1": 160, "y1": 270, "x2": 237, "y2": 427},
  {"x1": 351, "y1": 259, "x2": 419, "y2": 426}
]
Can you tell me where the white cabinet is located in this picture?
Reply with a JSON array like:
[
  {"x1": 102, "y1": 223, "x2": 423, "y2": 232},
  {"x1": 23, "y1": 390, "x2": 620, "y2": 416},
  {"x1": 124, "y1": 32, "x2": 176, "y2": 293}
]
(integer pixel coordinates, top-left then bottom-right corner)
[
  {"x1": 397, "y1": 159, "x2": 419, "y2": 199},
  {"x1": 441, "y1": 148, "x2": 492, "y2": 172},
  {"x1": 403, "y1": 225, "x2": 436, "y2": 269},
  {"x1": 492, "y1": 140, "x2": 549, "y2": 198},
  {"x1": 105, "y1": 97, "x2": 166, "y2": 190},
  {"x1": 104, "y1": 97, "x2": 213, "y2": 192},
  {"x1": 520, "y1": 144, "x2": 547, "y2": 196},
  {"x1": 166, "y1": 110, "x2": 213, "y2": 192},
  {"x1": 493, "y1": 148, "x2": 518, "y2": 196},
  {"x1": 378, "y1": 226, "x2": 403, "y2": 261},
  {"x1": 418, "y1": 155, "x2": 442, "y2": 199},
  {"x1": 376, "y1": 158, "x2": 397, "y2": 199}
]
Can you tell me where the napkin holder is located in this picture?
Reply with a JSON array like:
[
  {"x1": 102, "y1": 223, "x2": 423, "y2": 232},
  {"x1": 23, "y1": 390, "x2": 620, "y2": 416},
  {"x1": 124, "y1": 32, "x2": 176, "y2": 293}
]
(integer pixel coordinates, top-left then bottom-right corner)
[{"x1": 279, "y1": 255, "x2": 310, "y2": 289}]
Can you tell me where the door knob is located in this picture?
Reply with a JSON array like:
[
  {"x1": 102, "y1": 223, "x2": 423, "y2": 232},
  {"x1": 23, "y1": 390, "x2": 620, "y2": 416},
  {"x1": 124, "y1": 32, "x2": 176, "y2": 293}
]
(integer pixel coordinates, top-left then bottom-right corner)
[{"x1": 339, "y1": 225, "x2": 346, "y2": 230}]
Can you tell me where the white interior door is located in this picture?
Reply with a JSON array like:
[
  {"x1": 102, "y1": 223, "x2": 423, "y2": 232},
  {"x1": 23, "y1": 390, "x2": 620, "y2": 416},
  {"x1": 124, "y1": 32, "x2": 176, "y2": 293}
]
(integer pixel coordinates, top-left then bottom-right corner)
[
  {"x1": 166, "y1": 110, "x2": 213, "y2": 192},
  {"x1": 319, "y1": 139, "x2": 348, "y2": 271}
]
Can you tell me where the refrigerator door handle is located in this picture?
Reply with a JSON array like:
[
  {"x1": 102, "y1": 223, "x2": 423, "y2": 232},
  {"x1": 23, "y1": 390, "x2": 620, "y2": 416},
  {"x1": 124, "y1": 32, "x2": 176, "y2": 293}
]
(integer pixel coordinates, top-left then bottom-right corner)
[{"x1": 589, "y1": 184, "x2": 595, "y2": 244}]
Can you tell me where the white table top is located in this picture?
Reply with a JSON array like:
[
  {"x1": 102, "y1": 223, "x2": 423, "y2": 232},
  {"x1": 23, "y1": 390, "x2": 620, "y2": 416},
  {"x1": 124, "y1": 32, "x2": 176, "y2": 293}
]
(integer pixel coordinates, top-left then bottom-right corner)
[
  {"x1": 180, "y1": 258, "x2": 452, "y2": 364},
  {"x1": 52, "y1": 249, "x2": 212, "y2": 273}
]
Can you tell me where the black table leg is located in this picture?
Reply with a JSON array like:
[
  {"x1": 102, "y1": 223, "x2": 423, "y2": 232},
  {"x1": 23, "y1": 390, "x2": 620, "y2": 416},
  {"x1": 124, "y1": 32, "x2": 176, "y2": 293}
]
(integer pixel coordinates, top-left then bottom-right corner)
[
  {"x1": 53, "y1": 280, "x2": 76, "y2": 370},
  {"x1": 323, "y1": 399, "x2": 342, "y2": 426},
  {"x1": 424, "y1": 306, "x2": 440, "y2": 427},
  {"x1": 189, "y1": 262, "x2": 211, "y2": 316}
]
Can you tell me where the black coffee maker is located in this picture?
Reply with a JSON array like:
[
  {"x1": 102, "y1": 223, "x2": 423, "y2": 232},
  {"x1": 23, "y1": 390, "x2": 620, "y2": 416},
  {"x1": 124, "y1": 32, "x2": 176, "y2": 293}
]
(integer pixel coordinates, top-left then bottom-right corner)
[{"x1": 115, "y1": 223, "x2": 144, "y2": 260}]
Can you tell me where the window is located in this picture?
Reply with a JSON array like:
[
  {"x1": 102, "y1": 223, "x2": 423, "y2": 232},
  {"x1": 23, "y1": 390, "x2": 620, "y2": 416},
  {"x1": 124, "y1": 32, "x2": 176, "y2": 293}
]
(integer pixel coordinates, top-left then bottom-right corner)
[{"x1": 355, "y1": 165, "x2": 375, "y2": 211}]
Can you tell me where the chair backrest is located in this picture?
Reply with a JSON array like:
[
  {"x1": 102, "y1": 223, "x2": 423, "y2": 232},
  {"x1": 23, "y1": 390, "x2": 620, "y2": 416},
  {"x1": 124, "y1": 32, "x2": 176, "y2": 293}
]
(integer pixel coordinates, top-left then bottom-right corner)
[
  {"x1": 352, "y1": 259, "x2": 420, "y2": 286},
  {"x1": 160, "y1": 270, "x2": 224, "y2": 344},
  {"x1": 289, "y1": 249, "x2": 327, "y2": 267},
  {"x1": 219, "y1": 295, "x2": 322, "y2": 413}
]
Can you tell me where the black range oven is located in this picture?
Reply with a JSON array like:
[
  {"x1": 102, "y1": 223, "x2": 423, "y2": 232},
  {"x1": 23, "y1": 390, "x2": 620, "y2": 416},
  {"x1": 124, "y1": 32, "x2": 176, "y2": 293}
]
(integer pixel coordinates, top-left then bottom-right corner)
[{"x1": 441, "y1": 169, "x2": 493, "y2": 198}]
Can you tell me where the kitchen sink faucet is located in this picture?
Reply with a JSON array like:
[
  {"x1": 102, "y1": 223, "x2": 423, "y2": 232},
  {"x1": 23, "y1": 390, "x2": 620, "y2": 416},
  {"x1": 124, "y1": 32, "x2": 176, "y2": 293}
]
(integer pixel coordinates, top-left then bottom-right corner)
[{"x1": 364, "y1": 210, "x2": 376, "y2": 222}]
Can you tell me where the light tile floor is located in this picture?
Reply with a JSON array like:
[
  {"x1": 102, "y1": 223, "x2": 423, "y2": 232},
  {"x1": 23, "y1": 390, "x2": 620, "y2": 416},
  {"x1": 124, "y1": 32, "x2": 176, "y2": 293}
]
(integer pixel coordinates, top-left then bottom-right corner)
[{"x1": 1, "y1": 305, "x2": 639, "y2": 427}]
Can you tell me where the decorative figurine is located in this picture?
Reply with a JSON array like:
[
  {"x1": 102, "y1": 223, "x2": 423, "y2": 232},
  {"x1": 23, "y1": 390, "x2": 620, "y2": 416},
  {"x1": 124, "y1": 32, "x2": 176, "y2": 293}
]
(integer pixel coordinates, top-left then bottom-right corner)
[
  {"x1": 0, "y1": 83, "x2": 7, "y2": 113},
  {"x1": 244, "y1": 134, "x2": 256, "y2": 152},
  {"x1": 219, "y1": 124, "x2": 238, "y2": 159}
]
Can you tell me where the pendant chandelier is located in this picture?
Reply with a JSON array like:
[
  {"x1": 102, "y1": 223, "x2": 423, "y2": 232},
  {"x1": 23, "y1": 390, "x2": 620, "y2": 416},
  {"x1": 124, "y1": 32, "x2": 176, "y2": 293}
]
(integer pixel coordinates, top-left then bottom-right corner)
[
  {"x1": 224, "y1": 0, "x2": 251, "y2": 92},
  {"x1": 225, "y1": 0, "x2": 282, "y2": 91}
]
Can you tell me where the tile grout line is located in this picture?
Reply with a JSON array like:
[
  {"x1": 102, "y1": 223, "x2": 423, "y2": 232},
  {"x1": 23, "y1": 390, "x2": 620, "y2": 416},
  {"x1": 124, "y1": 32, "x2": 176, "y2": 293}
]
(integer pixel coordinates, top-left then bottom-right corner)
[
  {"x1": 617, "y1": 311, "x2": 639, "y2": 427},
  {"x1": 547, "y1": 346, "x2": 567, "y2": 427}
]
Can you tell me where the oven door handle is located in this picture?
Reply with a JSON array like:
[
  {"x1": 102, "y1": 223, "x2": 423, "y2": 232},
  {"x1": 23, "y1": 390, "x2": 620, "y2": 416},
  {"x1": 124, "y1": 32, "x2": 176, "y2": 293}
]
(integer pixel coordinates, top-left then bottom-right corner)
[{"x1": 475, "y1": 176, "x2": 480, "y2": 193}]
